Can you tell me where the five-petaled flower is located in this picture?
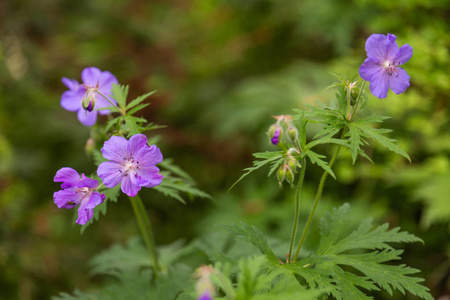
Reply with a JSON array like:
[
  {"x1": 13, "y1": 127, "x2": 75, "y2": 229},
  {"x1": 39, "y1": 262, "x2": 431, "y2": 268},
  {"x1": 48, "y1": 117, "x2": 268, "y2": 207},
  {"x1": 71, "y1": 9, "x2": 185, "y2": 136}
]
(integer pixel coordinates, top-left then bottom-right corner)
[
  {"x1": 61, "y1": 67, "x2": 119, "y2": 126},
  {"x1": 53, "y1": 167, "x2": 105, "y2": 225},
  {"x1": 359, "y1": 33, "x2": 413, "y2": 99},
  {"x1": 97, "y1": 134, "x2": 164, "y2": 197}
]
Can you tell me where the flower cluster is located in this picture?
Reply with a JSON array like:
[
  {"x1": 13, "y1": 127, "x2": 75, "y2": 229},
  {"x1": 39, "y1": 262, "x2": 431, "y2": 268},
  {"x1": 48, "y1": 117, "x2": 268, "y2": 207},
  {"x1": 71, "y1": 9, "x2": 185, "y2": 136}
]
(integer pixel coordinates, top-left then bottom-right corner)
[
  {"x1": 54, "y1": 68, "x2": 164, "y2": 225},
  {"x1": 61, "y1": 67, "x2": 119, "y2": 126},
  {"x1": 359, "y1": 33, "x2": 413, "y2": 99},
  {"x1": 53, "y1": 168, "x2": 105, "y2": 225}
]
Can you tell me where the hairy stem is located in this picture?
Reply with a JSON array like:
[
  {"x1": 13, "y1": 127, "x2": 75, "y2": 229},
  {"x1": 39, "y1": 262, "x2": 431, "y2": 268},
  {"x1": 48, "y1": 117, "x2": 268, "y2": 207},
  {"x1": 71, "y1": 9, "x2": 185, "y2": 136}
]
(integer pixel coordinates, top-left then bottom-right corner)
[
  {"x1": 288, "y1": 158, "x2": 306, "y2": 263},
  {"x1": 129, "y1": 195, "x2": 160, "y2": 278},
  {"x1": 95, "y1": 90, "x2": 126, "y2": 116}
]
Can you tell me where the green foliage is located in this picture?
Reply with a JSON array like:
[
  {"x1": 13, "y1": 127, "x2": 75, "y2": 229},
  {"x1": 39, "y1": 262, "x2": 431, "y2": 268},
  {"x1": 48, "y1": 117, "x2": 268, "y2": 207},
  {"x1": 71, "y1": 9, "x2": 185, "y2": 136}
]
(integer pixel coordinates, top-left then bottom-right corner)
[
  {"x1": 221, "y1": 204, "x2": 432, "y2": 300},
  {"x1": 154, "y1": 159, "x2": 212, "y2": 204},
  {"x1": 347, "y1": 115, "x2": 411, "y2": 164},
  {"x1": 210, "y1": 256, "x2": 326, "y2": 300},
  {"x1": 229, "y1": 151, "x2": 284, "y2": 191}
]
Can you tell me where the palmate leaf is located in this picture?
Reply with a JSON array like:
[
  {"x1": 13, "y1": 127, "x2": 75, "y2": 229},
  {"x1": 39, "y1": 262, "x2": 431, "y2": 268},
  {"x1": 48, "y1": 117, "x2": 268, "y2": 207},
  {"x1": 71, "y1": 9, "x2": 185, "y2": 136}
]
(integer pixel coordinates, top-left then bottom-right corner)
[
  {"x1": 229, "y1": 151, "x2": 283, "y2": 191},
  {"x1": 291, "y1": 203, "x2": 433, "y2": 300},
  {"x1": 347, "y1": 115, "x2": 410, "y2": 163}
]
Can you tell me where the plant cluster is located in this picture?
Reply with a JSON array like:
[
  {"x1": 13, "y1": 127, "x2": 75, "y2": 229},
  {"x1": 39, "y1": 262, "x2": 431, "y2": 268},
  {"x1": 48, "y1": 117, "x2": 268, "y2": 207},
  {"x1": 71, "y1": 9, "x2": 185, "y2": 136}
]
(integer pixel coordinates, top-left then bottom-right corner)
[{"x1": 52, "y1": 34, "x2": 433, "y2": 300}]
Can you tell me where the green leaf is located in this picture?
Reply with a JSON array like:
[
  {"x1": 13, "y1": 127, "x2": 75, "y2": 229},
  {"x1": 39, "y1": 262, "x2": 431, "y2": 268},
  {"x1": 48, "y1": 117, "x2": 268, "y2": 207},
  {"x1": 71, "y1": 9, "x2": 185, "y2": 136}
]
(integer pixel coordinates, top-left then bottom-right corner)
[
  {"x1": 300, "y1": 203, "x2": 434, "y2": 300},
  {"x1": 219, "y1": 222, "x2": 278, "y2": 264},
  {"x1": 153, "y1": 159, "x2": 211, "y2": 204},
  {"x1": 302, "y1": 150, "x2": 336, "y2": 179},
  {"x1": 111, "y1": 84, "x2": 129, "y2": 108},
  {"x1": 126, "y1": 90, "x2": 156, "y2": 111},
  {"x1": 229, "y1": 151, "x2": 283, "y2": 191},
  {"x1": 347, "y1": 115, "x2": 411, "y2": 163}
]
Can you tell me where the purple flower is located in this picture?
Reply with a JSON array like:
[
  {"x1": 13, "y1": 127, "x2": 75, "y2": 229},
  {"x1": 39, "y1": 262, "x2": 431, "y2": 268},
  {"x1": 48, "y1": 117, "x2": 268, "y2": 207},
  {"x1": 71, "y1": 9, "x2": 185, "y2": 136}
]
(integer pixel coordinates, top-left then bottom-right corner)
[
  {"x1": 53, "y1": 167, "x2": 105, "y2": 225},
  {"x1": 61, "y1": 67, "x2": 119, "y2": 126},
  {"x1": 97, "y1": 134, "x2": 164, "y2": 197},
  {"x1": 359, "y1": 33, "x2": 413, "y2": 99}
]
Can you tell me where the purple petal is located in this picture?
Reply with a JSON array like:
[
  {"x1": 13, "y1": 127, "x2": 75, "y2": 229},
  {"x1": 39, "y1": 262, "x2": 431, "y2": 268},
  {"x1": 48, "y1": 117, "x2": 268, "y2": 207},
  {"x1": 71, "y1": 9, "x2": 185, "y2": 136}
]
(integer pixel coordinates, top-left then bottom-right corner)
[
  {"x1": 78, "y1": 177, "x2": 99, "y2": 189},
  {"x1": 97, "y1": 161, "x2": 124, "y2": 188},
  {"x1": 142, "y1": 171, "x2": 164, "y2": 188},
  {"x1": 84, "y1": 191, "x2": 104, "y2": 209},
  {"x1": 81, "y1": 67, "x2": 102, "y2": 86},
  {"x1": 76, "y1": 207, "x2": 94, "y2": 225},
  {"x1": 129, "y1": 134, "x2": 148, "y2": 155},
  {"x1": 53, "y1": 189, "x2": 81, "y2": 209},
  {"x1": 97, "y1": 71, "x2": 119, "y2": 94},
  {"x1": 54, "y1": 167, "x2": 81, "y2": 188},
  {"x1": 61, "y1": 89, "x2": 85, "y2": 112},
  {"x1": 365, "y1": 34, "x2": 389, "y2": 62},
  {"x1": 389, "y1": 67, "x2": 410, "y2": 95},
  {"x1": 121, "y1": 175, "x2": 141, "y2": 197},
  {"x1": 359, "y1": 57, "x2": 383, "y2": 81},
  {"x1": 394, "y1": 44, "x2": 413, "y2": 65},
  {"x1": 62, "y1": 78, "x2": 80, "y2": 91},
  {"x1": 77, "y1": 109, "x2": 98, "y2": 127},
  {"x1": 369, "y1": 69, "x2": 389, "y2": 99},
  {"x1": 134, "y1": 145, "x2": 163, "y2": 166},
  {"x1": 101, "y1": 136, "x2": 130, "y2": 162},
  {"x1": 385, "y1": 33, "x2": 399, "y2": 62}
]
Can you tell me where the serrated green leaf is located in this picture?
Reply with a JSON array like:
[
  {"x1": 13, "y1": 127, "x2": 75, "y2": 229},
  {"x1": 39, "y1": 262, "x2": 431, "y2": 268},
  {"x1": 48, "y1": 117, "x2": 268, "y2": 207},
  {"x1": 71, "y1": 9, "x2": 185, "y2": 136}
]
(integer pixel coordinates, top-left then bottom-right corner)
[
  {"x1": 111, "y1": 84, "x2": 129, "y2": 108},
  {"x1": 303, "y1": 150, "x2": 336, "y2": 179},
  {"x1": 305, "y1": 203, "x2": 434, "y2": 300},
  {"x1": 347, "y1": 115, "x2": 411, "y2": 163},
  {"x1": 127, "y1": 103, "x2": 150, "y2": 115},
  {"x1": 219, "y1": 222, "x2": 278, "y2": 264},
  {"x1": 229, "y1": 151, "x2": 283, "y2": 191},
  {"x1": 126, "y1": 91, "x2": 156, "y2": 110}
]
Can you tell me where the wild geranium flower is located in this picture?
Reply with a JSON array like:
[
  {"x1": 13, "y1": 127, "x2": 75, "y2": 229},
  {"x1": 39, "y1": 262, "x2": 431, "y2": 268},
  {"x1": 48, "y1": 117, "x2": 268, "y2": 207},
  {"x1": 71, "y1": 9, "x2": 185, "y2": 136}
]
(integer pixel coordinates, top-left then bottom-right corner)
[
  {"x1": 53, "y1": 167, "x2": 105, "y2": 225},
  {"x1": 359, "y1": 33, "x2": 413, "y2": 99},
  {"x1": 97, "y1": 134, "x2": 164, "y2": 197},
  {"x1": 61, "y1": 67, "x2": 119, "y2": 126}
]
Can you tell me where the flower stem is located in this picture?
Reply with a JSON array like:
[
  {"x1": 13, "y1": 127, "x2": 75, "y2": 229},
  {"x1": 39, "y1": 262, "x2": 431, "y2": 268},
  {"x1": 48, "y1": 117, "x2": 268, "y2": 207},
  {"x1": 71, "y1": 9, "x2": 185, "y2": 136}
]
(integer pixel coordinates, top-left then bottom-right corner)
[
  {"x1": 288, "y1": 158, "x2": 306, "y2": 263},
  {"x1": 95, "y1": 90, "x2": 126, "y2": 116},
  {"x1": 292, "y1": 142, "x2": 343, "y2": 262},
  {"x1": 129, "y1": 195, "x2": 160, "y2": 278}
]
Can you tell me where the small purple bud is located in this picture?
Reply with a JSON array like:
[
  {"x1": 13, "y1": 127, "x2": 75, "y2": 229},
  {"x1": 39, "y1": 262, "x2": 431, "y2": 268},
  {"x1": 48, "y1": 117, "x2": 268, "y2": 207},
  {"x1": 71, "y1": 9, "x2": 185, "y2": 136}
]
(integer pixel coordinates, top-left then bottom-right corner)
[
  {"x1": 198, "y1": 292, "x2": 213, "y2": 300},
  {"x1": 271, "y1": 128, "x2": 281, "y2": 145},
  {"x1": 82, "y1": 95, "x2": 95, "y2": 112}
]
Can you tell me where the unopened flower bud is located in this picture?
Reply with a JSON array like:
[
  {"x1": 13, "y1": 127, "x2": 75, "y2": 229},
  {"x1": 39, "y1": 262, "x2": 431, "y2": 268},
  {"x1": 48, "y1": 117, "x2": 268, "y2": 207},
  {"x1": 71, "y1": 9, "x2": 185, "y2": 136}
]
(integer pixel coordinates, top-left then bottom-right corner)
[
  {"x1": 277, "y1": 165, "x2": 286, "y2": 183},
  {"x1": 288, "y1": 127, "x2": 298, "y2": 142},
  {"x1": 285, "y1": 167, "x2": 295, "y2": 184},
  {"x1": 268, "y1": 125, "x2": 282, "y2": 146},
  {"x1": 288, "y1": 159, "x2": 299, "y2": 171},
  {"x1": 82, "y1": 95, "x2": 95, "y2": 112},
  {"x1": 195, "y1": 266, "x2": 215, "y2": 300}
]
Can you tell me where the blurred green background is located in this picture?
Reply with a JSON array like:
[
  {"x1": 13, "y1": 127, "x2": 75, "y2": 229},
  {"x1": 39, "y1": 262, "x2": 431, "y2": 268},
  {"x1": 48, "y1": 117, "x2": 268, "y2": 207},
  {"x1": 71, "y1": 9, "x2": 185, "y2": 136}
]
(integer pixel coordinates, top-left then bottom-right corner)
[{"x1": 0, "y1": 0, "x2": 449, "y2": 299}]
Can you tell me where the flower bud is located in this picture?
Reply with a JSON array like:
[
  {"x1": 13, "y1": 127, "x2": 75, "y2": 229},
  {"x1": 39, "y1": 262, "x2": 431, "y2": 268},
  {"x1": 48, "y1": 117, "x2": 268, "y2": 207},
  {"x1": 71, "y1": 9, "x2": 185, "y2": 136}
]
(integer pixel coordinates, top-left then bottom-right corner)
[
  {"x1": 287, "y1": 126, "x2": 298, "y2": 142},
  {"x1": 277, "y1": 165, "x2": 286, "y2": 183},
  {"x1": 195, "y1": 266, "x2": 215, "y2": 300},
  {"x1": 285, "y1": 166, "x2": 295, "y2": 184},
  {"x1": 82, "y1": 95, "x2": 95, "y2": 112},
  {"x1": 268, "y1": 125, "x2": 282, "y2": 146}
]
